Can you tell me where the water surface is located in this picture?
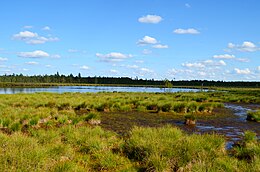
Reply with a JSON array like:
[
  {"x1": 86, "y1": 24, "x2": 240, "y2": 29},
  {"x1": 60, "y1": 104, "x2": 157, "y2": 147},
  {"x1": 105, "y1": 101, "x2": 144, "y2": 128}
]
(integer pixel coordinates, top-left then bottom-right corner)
[{"x1": 0, "y1": 86, "x2": 202, "y2": 94}]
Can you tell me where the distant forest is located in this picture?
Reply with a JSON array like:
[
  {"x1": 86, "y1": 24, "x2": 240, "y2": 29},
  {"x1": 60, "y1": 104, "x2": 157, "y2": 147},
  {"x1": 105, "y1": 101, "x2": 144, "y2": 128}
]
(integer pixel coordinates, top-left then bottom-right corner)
[{"x1": 0, "y1": 73, "x2": 259, "y2": 88}]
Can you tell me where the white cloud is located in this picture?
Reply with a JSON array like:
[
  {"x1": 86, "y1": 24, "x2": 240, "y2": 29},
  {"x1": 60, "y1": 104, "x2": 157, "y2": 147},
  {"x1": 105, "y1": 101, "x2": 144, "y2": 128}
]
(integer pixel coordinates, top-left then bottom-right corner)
[
  {"x1": 182, "y1": 62, "x2": 205, "y2": 68},
  {"x1": 173, "y1": 28, "x2": 200, "y2": 34},
  {"x1": 213, "y1": 54, "x2": 235, "y2": 59},
  {"x1": 0, "y1": 57, "x2": 8, "y2": 61},
  {"x1": 25, "y1": 37, "x2": 59, "y2": 45},
  {"x1": 18, "y1": 50, "x2": 50, "y2": 58},
  {"x1": 110, "y1": 69, "x2": 119, "y2": 74},
  {"x1": 140, "y1": 68, "x2": 153, "y2": 73},
  {"x1": 152, "y1": 44, "x2": 169, "y2": 49},
  {"x1": 13, "y1": 31, "x2": 38, "y2": 39},
  {"x1": 218, "y1": 60, "x2": 226, "y2": 66},
  {"x1": 257, "y1": 66, "x2": 260, "y2": 71},
  {"x1": 134, "y1": 67, "x2": 155, "y2": 77},
  {"x1": 228, "y1": 43, "x2": 235, "y2": 49},
  {"x1": 236, "y1": 58, "x2": 250, "y2": 62},
  {"x1": 51, "y1": 54, "x2": 61, "y2": 58},
  {"x1": 96, "y1": 52, "x2": 132, "y2": 62},
  {"x1": 45, "y1": 65, "x2": 52, "y2": 68},
  {"x1": 23, "y1": 25, "x2": 33, "y2": 29},
  {"x1": 168, "y1": 69, "x2": 177, "y2": 75},
  {"x1": 198, "y1": 71, "x2": 207, "y2": 76},
  {"x1": 142, "y1": 49, "x2": 152, "y2": 55},
  {"x1": 126, "y1": 65, "x2": 139, "y2": 69},
  {"x1": 138, "y1": 36, "x2": 158, "y2": 45},
  {"x1": 204, "y1": 60, "x2": 226, "y2": 66},
  {"x1": 25, "y1": 61, "x2": 39, "y2": 65},
  {"x1": 13, "y1": 30, "x2": 59, "y2": 45},
  {"x1": 42, "y1": 26, "x2": 51, "y2": 31},
  {"x1": 227, "y1": 41, "x2": 260, "y2": 52},
  {"x1": 234, "y1": 68, "x2": 251, "y2": 74},
  {"x1": 182, "y1": 60, "x2": 226, "y2": 69},
  {"x1": 185, "y1": 3, "x2": 191, "y2": 8},
  {"x1": 138, "y1": 15, "x2": 162, "y2": 24},
  {"x1": 80, "y1": 65, "x2": 90, "y2": 70}
]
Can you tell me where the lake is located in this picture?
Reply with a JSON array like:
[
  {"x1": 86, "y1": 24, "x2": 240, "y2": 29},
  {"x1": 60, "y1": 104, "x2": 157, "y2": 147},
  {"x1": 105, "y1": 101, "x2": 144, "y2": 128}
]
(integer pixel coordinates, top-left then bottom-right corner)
[{"x1": 0, "y1": 86, "x2": 203, "y2": 94}]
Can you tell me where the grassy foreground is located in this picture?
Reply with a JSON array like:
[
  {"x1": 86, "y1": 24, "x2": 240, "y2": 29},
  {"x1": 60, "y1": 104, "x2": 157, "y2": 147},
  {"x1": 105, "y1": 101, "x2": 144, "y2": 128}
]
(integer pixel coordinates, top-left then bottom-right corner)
[
  {"x1": 0, "y1": 91, "x2": 259, "y2": 171},
  {"x1": 0, "y1": 126, "x2": 259, "y2": 171}
]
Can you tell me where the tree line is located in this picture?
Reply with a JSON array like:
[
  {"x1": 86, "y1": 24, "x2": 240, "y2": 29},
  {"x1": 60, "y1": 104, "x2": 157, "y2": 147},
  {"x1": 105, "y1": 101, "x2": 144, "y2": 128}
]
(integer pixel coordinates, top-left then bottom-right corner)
[{"x1": 0, "y1": 73, "x2": 259, "y2": 88}]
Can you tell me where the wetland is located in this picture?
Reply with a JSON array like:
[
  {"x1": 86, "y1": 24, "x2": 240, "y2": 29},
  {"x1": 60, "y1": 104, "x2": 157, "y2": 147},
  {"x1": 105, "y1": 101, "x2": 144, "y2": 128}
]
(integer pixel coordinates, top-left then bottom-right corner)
[{"x1": 0, "y1": 89, "x2": 259, "y2": 171}]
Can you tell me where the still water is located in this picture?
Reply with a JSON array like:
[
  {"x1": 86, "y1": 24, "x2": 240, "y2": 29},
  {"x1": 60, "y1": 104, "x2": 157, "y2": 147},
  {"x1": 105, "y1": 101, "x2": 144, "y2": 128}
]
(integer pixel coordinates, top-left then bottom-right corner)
[{"x1": 0, "y1": 86, "x2": 202, "y2": 94}]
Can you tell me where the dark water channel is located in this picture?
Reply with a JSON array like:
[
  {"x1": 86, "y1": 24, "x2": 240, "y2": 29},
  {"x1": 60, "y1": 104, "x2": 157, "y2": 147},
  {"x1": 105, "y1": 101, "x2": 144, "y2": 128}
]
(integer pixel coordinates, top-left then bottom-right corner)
[
  {"x1": 187, "y1": 103, "x2": 260, "y2": 149},
  {"x1": 100, "y1": 103, "x2": 260, "y2": 149}
]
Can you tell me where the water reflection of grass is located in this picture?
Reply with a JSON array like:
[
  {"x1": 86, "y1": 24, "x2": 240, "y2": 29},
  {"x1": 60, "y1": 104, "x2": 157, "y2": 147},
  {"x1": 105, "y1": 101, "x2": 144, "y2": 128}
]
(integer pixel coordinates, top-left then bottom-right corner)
[{"x1": 0, "y1": 91, "x2": 259, "y2": 171}]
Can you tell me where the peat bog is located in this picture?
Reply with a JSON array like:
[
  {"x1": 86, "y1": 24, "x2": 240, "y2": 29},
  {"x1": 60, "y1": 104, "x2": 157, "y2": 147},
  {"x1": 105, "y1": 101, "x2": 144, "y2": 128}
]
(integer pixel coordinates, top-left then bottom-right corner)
[{"x1": 0, "y1": 89, "x2": 259, "y2": 171}]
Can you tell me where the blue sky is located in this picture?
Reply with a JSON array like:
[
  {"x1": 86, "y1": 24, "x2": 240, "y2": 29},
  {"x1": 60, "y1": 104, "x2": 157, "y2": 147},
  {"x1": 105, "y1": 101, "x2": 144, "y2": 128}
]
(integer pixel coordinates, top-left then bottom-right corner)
[{"x1": 0, "y1": 0, "x2": 260, "y2": 81}]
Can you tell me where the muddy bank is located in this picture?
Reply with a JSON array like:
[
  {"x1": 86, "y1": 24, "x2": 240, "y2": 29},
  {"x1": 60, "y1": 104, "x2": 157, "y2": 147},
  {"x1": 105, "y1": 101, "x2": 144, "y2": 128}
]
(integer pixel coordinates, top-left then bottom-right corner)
[{"x1": 100, "y1": 104, "x2": 260, "y2": 146}]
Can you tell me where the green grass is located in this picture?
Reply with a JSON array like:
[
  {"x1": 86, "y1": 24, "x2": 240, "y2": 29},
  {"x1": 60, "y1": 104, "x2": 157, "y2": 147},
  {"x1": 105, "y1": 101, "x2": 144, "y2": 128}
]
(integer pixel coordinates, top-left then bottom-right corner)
[
  {"x1": 247, "y1": 110, "x2": 260, "y2": 122},
  {"x1": 0, "y1": 91, "x2": 259, "y2": 171},
  {"x1": 0, "y1": 124, "x2": 259, "y2": 171}
]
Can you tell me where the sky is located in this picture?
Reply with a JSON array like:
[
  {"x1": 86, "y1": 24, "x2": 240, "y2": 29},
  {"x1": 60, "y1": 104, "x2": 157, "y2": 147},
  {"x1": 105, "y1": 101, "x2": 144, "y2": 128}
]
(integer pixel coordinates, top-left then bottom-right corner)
[{"x1": 0, "y1": 0, "x2": 260, "y2": 81}]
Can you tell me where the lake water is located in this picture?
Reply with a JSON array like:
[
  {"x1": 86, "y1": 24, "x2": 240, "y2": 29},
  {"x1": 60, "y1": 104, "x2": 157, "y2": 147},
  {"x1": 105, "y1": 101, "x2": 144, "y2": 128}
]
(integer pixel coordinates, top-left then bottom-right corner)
[{"x1": 0, "y1": 86, "x2": 202, "y2": 94}]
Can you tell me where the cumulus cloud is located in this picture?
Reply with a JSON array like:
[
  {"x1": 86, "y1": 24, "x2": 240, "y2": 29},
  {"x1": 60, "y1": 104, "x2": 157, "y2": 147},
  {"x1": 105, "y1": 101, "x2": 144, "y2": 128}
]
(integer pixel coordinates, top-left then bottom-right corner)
[
  {"x1": 96, "y1": 52, "x2": 132, "y2": 62},
  {"x1": 13, "y1": 31, "x2": 38, "y2": 39},
  {"x1": 0, "y1": 57, "x2": 8, "y2": 61},
  {"x1": 213, "y1": 54, "x2": 235, "y2": 59},
  {"x1": 18, "y1": 50, "x2": 50, "y2": 58},
  {"x1": 204, "y1": 60, "x2": 227, "y2": 66},
  {"x1": 137, "y1": 36, "x2": 158, "y2": 45},
  {"x1": 182, "y1": 60, "x2": 226, "y2": 68},
  {"x1": 80, "y1": 65, "x2": 90, "y2": 70},
  {"x1": 234, "y1": 68, "x2": 251, "y2": 74},
  {"x1": 27, "y1": 37, "x2": 59, "y2": 45},
  {"x1": 227, "y1": 41, "x2": 260, "y2": 52},
  {"x1": 182, "y1": 62, "x2": 205, "y2": 68},
  {"x1": 25, "y1": 61, "x2": 39, "y2": 65},
  {"x1": 152, "y1": 44, "x2": 169, "y2": 49},
  {"x1": 173, "y1": 28, "x2": 200, "y2": 34},
  {"x1": 168, "y1": 68, "x2": 193, "y2": 78},
  {"x1": 258, "y1": 66, "x2": 260, "y2": 71},
  {"x1": 13, "y1": 30, "x2": 59, "y2": 45},
  {"x1": 138, "y1": 15, "x2": 162, "y2": 24}
]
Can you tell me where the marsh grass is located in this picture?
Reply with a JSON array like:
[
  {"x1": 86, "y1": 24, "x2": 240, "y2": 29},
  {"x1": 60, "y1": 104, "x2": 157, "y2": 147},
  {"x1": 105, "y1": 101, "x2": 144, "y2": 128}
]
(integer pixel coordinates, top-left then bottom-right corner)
[
  {"x1": 0, "y1": 91, "x2": 259, "y2": 171},
  {"x1": 0, "y1": 124, "x2": 259, "y2": 171},
  {"x1": 247, "y1": 110, "x2": 260, "y2": 122}
]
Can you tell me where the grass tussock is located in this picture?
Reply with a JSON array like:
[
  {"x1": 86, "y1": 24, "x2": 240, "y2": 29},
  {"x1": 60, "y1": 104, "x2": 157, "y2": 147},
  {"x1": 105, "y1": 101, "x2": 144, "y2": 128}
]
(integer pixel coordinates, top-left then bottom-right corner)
[
  {"x1": 0, "y1": 125, "x2": 259, "y2": 171},
  {"x1": 0, "y1": 91, "x2": 259, "y2": 171}
]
